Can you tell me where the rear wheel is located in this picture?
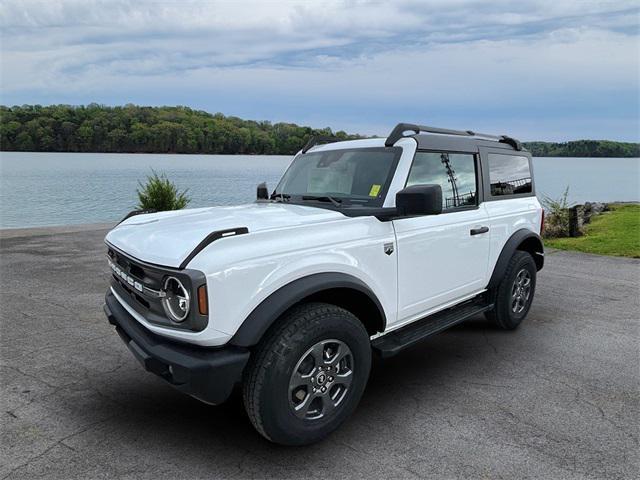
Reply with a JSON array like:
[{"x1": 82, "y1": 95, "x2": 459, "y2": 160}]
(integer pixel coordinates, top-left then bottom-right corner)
[
  {"x1": 485, "y1": 251, "x2": 537, "y2": 330},
  {"x1": 242, "y1": 302, "x2": 371, "y2": 446}
]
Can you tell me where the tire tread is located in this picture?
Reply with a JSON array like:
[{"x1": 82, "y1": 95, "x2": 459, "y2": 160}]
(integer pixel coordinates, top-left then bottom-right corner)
[
  {"x1": 242, "y1": 302, "x2": 361, "y2": 442},
  {"x1": 486, "y1": 250, "x2": 536, "y2": 330}
]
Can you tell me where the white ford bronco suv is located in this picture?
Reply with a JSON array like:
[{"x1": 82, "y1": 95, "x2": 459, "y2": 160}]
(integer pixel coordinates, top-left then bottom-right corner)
[{"x1": 103, "y1": 123, "x2": 544, "y2": 445}]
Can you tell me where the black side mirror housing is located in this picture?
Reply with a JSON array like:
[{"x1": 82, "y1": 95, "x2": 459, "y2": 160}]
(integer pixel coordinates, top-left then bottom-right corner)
[
  {"x1": 256, "y1": 182, "x2": 269, "y2": 201},
  {"x1": 396, "y1": 184, "x2": 443, "y2": 216}
]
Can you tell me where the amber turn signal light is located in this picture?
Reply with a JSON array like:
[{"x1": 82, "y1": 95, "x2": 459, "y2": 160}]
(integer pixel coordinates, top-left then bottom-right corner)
[{"x1": 197, "y1": 285, "x2": 208, "y2": 315}]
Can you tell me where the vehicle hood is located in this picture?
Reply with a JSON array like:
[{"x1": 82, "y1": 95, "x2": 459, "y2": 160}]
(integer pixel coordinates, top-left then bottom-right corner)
[{"x1": 105, "y1": 203, "x2": 345, "y2": 268}]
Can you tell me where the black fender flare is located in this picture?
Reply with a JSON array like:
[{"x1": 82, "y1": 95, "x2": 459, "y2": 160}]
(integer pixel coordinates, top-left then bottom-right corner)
[
  {"x1": 229, "y1": 272, "x2": 386, "y2": 348},
  {"x1": 487, "y1": 229, "x2": 544, "y2": 291}
]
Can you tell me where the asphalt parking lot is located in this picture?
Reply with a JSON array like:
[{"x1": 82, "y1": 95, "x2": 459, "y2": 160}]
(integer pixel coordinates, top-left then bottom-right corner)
[{"x1": 1, "y1": 225, "x2": 638, "y2": 479}]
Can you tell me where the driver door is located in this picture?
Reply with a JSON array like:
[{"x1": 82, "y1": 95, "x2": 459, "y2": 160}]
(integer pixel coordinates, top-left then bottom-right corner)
[{"x1": 393, "y1": 151, "x2": 490, "y2": 323}]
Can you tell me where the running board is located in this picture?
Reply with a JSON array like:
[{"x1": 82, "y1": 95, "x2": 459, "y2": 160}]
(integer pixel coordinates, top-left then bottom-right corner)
[{"x1": 372, "y1": 300, "x2": 493, "y2": 358}]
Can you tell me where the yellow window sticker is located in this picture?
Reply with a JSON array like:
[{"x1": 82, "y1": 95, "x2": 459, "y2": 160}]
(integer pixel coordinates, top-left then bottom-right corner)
[{"x1": 369, "y1": 184, "x2": 381, "y2": 197}]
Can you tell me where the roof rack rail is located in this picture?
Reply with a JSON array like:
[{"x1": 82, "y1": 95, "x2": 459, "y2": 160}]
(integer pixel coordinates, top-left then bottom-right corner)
[
  {"x1": 301, "y1": 135, "x2": 342, "y2": 153},
  {"x1": 385, "y1": 122, "x2": 522, "y2": 151}
]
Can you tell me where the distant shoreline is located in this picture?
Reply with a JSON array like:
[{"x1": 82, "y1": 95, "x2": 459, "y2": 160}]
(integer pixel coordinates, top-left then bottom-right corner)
[
  {"x1": 1, "y1": 150, "x2": 639, "y2": 159},
  {"x1": 2, "y1": 105, "x2": 639, "y2": 158}
]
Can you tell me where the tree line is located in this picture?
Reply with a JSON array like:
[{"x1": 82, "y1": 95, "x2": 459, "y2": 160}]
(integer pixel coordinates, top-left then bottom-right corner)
[
  {"x1": 522, "y1": 140, "x2": 639, "y2": 158},
  {"x1": 0, "y1": 104, "x2": 359, "y2": 155},
  {"x1": 1, "y1": 104, "x2": 638, "y2": 157}
]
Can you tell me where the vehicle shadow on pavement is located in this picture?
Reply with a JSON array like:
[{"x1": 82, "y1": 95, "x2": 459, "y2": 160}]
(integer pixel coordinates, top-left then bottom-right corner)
[{"x1": 85, "y1": 315, "x2": 504, "y2": 453}]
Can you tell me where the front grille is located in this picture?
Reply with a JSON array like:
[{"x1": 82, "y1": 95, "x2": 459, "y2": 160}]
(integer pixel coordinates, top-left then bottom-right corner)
[
  {"x1": 106, "y1": 245, "x2": 209, "y2": 332},
  {"x1": 111, "y1": 273, "x2": 150, "y2": 309},
  {"x1": 108, "y1": 248, "x2": 163, "y2": 292}
]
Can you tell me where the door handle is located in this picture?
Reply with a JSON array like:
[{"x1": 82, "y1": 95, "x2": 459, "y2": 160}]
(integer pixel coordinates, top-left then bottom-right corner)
[{"x1": 470, "y1": 226, "x2": 489, "y2": 235}]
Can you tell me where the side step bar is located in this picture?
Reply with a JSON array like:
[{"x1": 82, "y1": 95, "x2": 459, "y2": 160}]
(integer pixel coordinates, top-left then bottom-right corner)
[{"x1": 372, "y1": 299, "x2": 493, "y2": 358}]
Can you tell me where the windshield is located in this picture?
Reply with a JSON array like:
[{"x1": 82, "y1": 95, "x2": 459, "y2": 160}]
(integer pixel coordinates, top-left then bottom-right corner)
[{"x1": 274, "y1": 147, "x2": 401, "y2": 207}]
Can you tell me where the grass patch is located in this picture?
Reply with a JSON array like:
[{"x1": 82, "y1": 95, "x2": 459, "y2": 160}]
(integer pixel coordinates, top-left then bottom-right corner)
[{"x1": 545, "y1": 204, "x2": 640, "y2": 258}]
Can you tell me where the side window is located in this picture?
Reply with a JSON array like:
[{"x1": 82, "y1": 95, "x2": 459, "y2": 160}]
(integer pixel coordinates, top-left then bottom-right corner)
[
  {"x1": 488, "y1": 153, "x2": 532, "y2": 196},
  {"x1": 406, "y1": 152, "x2": 478, "y2": 210}
]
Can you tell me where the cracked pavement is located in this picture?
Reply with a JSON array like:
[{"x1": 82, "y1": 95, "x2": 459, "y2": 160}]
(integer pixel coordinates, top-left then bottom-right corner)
[{"x1": 1, "y1": 226, "x2": 638, "y2": 479}]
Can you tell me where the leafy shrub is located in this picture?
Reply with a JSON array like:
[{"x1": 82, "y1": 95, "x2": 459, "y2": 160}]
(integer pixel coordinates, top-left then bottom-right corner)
[
  {"x1": 541, "y1": 186, "x2": 574, "y2": 238},
  {"x1": 136, "y1": 170, "x2": 190, "y2": 211}
]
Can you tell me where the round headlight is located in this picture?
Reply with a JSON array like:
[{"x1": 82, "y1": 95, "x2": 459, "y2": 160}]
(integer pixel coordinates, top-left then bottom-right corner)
[{"x1": 161, "y1": 276, "x2": 190, "y2": 322}]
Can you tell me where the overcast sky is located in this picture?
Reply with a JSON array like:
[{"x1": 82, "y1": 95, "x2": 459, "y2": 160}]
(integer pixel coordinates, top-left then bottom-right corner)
[{"x1": 1, "y1": 0, "x2": 638, "y2": 141}]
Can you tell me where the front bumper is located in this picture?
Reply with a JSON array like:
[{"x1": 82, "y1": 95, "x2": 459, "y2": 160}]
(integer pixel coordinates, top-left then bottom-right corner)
[{"x1": 104, "y1": 292, "x2": 249, "y2": 405}]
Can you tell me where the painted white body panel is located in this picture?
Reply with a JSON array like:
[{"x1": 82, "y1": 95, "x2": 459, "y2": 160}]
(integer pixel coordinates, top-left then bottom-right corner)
[
  {"x1": 189, "y1": 215, "x2": 397, "y2": 341},
  {"x1": 105, "y1": 203, "x2": 346, "y2": 267},
  {"x1": 105, "y1": 137, "x2": 543, "y2": 347},
  {"x1": 393, "y1": 204, "x2": 491, "y2": 323},
  {"x1": 484, "y1": 196, "x2": 543, "y2": 268}
]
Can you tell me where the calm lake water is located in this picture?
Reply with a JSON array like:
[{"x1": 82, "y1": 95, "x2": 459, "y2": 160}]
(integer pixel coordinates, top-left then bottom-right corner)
[{"x1": 1, "y1": 152, "x2": 638, "y2": 229}]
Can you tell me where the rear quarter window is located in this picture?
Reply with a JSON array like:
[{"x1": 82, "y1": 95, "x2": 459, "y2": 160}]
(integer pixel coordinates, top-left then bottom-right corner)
[{"x1": 488, "y1": 153, "x2": 533, "y2": 197}]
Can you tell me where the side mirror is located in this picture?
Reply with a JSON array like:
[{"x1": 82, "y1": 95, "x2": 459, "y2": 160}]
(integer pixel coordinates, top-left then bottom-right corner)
[
  {"x1": 256, "y1": 182, "x2": 269, "y2": 200},
  {"x1": 396, "y1": 184, "x2": 442, "y2": 216}
]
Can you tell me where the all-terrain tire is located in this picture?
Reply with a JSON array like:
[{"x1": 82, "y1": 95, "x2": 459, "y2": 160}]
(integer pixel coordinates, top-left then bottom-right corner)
[
  {"x1": 242, "y1": 302, "x2": 371, "y2": 446},
  {"x1": 485, "y1": 251, "x2": 537, "y2": 330}
]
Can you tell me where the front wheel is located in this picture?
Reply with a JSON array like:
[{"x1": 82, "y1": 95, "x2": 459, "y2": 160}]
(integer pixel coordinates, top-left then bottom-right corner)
[
  {"x1": 242, "y1": 302, "x2": 371, "y2": 446},
  {"x1": 485, "y1": 251, "x2": 537, "y2": 330}
]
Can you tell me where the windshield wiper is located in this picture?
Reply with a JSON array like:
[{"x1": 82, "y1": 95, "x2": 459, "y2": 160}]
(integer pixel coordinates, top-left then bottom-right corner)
[
  {"x1": 301, "y1": 195, "x2": 343, "y2": 207},
  {"x1": 270, "y1": 193, "x2": 291, "y2": 202}
]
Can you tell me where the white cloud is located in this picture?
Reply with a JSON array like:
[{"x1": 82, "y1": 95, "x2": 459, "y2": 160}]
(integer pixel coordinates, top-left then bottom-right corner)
[{"x1": 1, "y1": 0, "x2": 638, "y2": 140}]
